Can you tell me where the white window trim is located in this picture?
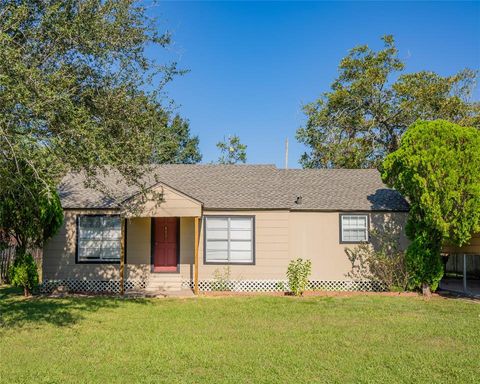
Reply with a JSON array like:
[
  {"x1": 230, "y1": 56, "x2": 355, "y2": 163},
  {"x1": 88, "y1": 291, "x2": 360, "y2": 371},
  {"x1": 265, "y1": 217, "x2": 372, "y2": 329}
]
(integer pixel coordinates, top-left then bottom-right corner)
[
  {"x1": 76, "y1": 215, "x2": 122, "y2": 263},
  {"x1": 204, "y1": 216, "x2": 255, "y2": 265},
  {"x1": 340, "y1": 214, "x2": 369, "y2": 243}
]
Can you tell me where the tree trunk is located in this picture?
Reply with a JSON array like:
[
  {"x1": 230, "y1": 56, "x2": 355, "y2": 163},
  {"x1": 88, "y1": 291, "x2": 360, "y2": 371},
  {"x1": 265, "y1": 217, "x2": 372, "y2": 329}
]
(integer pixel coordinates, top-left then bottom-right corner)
[
  {"x1": 24, "y1": 286, "x2": 30, "y2": 297},
  {"x1": 422, "y1": 283, "x2": 431, "y2": 297}
]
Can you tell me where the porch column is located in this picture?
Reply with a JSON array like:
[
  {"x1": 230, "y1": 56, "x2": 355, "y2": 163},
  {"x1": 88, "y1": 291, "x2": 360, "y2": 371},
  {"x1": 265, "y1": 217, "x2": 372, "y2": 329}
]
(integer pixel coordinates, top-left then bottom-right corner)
[
  {"x1": 120, "y1": 218, "x2": 126, "y2": 296},
  {"x1": 194, "y1": 216, "x2": 200, "y2": 295},
  {"x1": 463, "y1": 253, "x2": 467, "y2": 293}
]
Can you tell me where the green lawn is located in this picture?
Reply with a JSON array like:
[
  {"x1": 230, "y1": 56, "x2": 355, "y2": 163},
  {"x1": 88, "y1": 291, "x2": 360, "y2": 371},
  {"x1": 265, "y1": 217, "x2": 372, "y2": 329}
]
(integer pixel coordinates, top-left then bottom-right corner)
[{"x1": 1, "y1": 287, "x2": 479, "y2": 383}]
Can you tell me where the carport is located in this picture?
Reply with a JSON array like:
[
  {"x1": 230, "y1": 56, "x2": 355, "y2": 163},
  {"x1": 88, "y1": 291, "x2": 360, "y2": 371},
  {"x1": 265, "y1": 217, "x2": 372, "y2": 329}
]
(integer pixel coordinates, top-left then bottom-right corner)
[
  {"x1": 440, "y1": 233, "x2": 480, "y2": 297},
  {"x1": 440, "y1": 253, "x2": 480, "y2": 297}
]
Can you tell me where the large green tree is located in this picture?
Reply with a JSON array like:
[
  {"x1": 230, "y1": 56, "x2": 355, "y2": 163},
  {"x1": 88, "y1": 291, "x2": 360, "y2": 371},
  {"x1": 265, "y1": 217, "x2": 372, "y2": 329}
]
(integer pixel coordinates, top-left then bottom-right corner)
[
  {"x1": 297, "y1": 35, "x2": 480, "y2": 169},
  {"x1": 382, "y1": 120, "x2": 480, "y2": 294},
  {"x1": 0, "y1": 0, "x2": 200, "y2": 203},
  {"x1": 0, "y1": 155, "x2": 63, "y2": 254},
  {"x1": 0, "y1": 152, "x2": 63, "y2": 295},
  {"x1": 152, "y1": 115, "x2": 201, "y2": 164},
  {"x1": 217, "y1": 135, "x2": 247, "y2": 164}
]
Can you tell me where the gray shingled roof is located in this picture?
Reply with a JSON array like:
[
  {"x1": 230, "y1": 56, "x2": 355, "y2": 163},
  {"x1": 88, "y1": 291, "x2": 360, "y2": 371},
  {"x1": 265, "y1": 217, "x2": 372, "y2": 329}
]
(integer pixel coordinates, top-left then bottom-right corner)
[{"x1": 59, "y1": 164, "x2": 409, "y2": 211}]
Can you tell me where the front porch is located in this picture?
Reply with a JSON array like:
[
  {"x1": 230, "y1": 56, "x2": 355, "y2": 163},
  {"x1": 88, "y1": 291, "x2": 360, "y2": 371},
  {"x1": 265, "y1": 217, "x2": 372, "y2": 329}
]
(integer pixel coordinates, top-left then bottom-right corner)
[
  {"x1": 41, "y1": 213, "x2": 202, "y2": 295},
  {"x1": 41, "y1": 182, "x2": 202, "y2": 295},
  {"x1": 121, "y1": 215, "x2": 201, "y2": 295},
  {"x1": 119, "y1": 182, "x2": 203, "y2": 295}
]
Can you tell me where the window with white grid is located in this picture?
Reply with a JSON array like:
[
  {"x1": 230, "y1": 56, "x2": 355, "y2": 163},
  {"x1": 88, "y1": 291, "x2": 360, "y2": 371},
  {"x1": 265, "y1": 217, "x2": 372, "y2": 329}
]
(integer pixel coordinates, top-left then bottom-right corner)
[
  {"x1": 341, "y1": 214, "x2": 369, "y2": 242},
  {"x1": 205, "y1": 216, "x2": 254, "y2": 264},
  {"x1": 77, "y1": 215, "x2": 122, "y2": 262}
]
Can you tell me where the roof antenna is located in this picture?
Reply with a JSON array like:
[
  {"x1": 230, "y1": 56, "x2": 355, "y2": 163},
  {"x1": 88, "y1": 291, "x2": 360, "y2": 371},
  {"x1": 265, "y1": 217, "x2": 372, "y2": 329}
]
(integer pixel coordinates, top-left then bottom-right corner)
[{"x1": 284, "y1": 137, "x2": 289, "y2": 169}]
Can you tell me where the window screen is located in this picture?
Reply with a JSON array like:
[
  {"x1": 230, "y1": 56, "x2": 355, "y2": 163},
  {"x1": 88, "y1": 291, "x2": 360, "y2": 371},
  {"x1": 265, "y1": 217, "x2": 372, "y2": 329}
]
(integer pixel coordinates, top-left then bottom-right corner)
[
  {"x1": 341, "y1": 215, "x2": 368, "y2": 242},
  {"x1": 77, "y1": 216, "x2": 122, "y2": 262},
  {"x1": 205, "y1": 217, "x2": 254, "y2": 263}
]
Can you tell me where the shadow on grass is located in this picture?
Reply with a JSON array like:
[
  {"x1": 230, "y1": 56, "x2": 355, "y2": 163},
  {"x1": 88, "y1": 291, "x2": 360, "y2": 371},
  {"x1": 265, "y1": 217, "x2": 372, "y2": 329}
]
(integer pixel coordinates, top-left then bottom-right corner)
[
  {"x1": 0, "y1": 286, "x2": 152, "y2": 328},
  {"x1": 436, "y1": 289, "x2": 480, "y2": 302}
]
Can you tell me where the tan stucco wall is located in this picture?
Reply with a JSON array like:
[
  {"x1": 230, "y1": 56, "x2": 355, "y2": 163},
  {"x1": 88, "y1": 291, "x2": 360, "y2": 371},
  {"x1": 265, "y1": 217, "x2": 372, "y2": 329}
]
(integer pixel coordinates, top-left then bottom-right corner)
[
  {"x1": 191, "y1": 210, "x2": 408, "y2": 281},
  {"x1": 290, "y1": 212, "x2": 347, "y2": 280},
  {"x1": 43, "y1": 209, "x2": 409, "y2": 283},
  {"x1": 288, "y1": 211, "x2": 408, "y2": 280},
  {"x1": 179, "y1": 217, "x2": 195, "y2": 280}
]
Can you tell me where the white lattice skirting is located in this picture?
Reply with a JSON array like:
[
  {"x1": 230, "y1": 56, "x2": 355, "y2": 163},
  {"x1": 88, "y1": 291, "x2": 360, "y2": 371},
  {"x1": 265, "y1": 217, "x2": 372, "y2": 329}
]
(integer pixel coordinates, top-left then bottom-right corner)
[
  {"x1": 183, "y1": 280, "x2": 386, "y2": 292},
  {"x1": 40, "y1": 279, "x2": 147, "y2": 294},
  {"x1": 40, "y1": 279, "x2": 384, "y2": 293}
]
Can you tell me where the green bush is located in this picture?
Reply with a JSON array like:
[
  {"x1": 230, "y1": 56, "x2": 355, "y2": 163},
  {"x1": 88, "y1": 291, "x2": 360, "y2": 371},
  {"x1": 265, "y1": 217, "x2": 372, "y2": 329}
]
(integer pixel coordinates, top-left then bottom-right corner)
[
  {"x1": 211, "y1": 266, "x2": 231, "y2": 292},
  {"x1": 346, "y1": 225, "x2": 409, "y2": 292},
  {"x1": 8, "y1": 252, "x2": 38, "y2": 296},
  {"x1": 405, "y1": 231, "x2": 444, "y2": 293},
  {"x1": 286, "y1": 258, "x2": 312, "y2": 296}
]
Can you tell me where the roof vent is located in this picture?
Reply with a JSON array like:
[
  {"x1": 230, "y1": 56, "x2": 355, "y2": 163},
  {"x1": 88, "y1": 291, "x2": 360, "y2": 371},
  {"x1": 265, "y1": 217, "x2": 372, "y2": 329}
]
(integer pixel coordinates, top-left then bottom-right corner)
[{"x1": 295, "y1": 196, "x2": 302, "y2": 205}]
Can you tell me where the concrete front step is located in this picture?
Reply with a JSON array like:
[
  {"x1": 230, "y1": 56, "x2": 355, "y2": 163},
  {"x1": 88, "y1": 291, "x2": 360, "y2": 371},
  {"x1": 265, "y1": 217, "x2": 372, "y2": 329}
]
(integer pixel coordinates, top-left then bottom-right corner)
[
  {"x1": 145, "y1": 284, "x2": 182, "y2": 292},
  {"x1": 146, "y1": 274, "x2": 183, "y2": 292},
  {"x1": 149, "y1": 273, "x2": 182, "y2": 281}
]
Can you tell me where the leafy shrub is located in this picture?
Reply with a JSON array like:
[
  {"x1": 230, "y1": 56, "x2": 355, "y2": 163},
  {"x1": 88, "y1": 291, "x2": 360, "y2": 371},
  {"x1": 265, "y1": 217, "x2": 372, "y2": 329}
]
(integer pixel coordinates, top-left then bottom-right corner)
[
  {"x1": 211, "y1": 266, "x2": 231, "y2": 291},
  {"x1": 8, "y1": 252, "x2": 38, "y2": 296},
  {"x1": 286, "y1": 259, "x2": 312, "y2": 296},
  {"x1": 404, "y1": 231, "x2": 443, "y2": 293},
  {"x1": 346, "y1": 228, "x2": 409, "y2": 292}
]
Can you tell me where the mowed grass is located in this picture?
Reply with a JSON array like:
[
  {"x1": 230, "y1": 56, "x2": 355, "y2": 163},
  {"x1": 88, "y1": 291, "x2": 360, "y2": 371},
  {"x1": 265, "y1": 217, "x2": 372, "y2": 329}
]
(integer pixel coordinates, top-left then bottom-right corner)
[{"x1": 1, "y1": 287, "x2": 479, "y2": 384}]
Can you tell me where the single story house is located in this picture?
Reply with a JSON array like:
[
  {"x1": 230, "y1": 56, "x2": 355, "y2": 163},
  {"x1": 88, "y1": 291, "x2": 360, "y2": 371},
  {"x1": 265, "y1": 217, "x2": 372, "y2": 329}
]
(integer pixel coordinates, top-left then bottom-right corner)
[{"x1": 42, "y1": 164, "x2": 412, "y2": 294}]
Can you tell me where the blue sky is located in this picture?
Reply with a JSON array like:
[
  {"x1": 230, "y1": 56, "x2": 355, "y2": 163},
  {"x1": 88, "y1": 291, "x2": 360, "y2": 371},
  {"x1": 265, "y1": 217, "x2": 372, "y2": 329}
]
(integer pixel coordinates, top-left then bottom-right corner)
[{"x1": 149, "y1": 1, "x2": 480, "y2": 167}]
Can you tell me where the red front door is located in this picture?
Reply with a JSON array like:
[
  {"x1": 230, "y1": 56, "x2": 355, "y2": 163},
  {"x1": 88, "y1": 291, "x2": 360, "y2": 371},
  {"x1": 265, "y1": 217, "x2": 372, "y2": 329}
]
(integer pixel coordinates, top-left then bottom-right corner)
[{"x1": 153, "y1": 217, "x2": 179, "y2": 272}]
